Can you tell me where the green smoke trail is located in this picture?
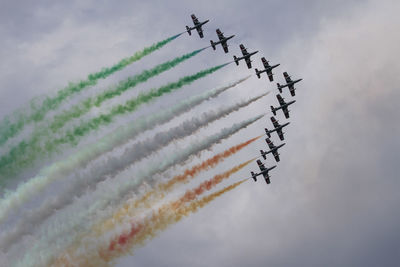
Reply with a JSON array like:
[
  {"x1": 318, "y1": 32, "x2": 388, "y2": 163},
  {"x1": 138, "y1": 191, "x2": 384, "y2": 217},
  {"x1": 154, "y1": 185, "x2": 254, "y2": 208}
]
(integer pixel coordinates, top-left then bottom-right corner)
[
  {"x1": 0, "y1": 63, "x2": 228, "y2": 183},
  {"x1": 49, "y1": 48, "x2": 204, "y2": 131},
  {"x1": 0, "y1": 34, "x2": 181, "y2": 147}
]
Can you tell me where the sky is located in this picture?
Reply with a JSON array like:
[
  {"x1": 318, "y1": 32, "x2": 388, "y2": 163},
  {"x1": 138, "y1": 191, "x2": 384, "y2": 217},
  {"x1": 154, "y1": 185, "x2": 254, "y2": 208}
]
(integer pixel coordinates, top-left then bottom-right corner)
[{"x1": 0, "y1": 0, "x2": 400, "y2": 266}]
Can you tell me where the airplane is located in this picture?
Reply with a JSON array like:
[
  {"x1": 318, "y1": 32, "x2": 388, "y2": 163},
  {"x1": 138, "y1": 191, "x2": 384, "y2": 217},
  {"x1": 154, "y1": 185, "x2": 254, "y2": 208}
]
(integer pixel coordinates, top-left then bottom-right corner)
[
  {"x1": 250, "y1": 159, "x2": 277, "y2": 184},
  {"x1": 277, "y1": 72, "x2": 303, "y2": 96},
  {"x1": 260, "y1": 138, "x2": 285, "y2": 162},
  {"x1": 233, "y1": 44, "x2": 258, "y2": 69},
  {"x1": 210, "y1": 29, "x2": 235, "y2": 53},
  {"x1": 255, "y1": 57, "x2": 280, "y2": 82},
  {"x1": 265, "y1": 116, "x2": 290, "y2": 141},
  {"x1": 186, "y1": 14, "x2": 209, "y2": 38},
  {"x1": 271, "y1": 94, "x2": 296, "y2": 119}
]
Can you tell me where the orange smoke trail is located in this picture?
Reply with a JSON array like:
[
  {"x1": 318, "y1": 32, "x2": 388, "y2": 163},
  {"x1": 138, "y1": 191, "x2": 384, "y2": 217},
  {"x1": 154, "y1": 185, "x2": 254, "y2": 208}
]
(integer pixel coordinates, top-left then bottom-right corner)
[
  {"x1": 56, "y1": 161, "x2": 251, "y2": 266},
  {"x1": 102, "y1": 178, "x2": 248, "y2": 262},
  {"x1": 99, "y1": 135, "x2": 261, "y2": 232}
]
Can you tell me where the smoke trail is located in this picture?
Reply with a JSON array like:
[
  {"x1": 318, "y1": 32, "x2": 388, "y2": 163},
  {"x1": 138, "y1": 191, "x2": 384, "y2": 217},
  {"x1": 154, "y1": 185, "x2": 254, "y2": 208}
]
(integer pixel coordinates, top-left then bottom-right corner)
[
  {"x1": 0, "y1": 63, "x2": 228, "y2": 181},
  {"x1": 107, "y1": 179, "x2": 249, "y2": 258},
  {"x1": 59, "y1": 176, "x2": 248, "y2": 266},
  {"x1": 0, "y1": 94, "x2": 266, "y2": 250},
  {"x1": 50, "y1": 48, "x2": 205, "y2": 131},
  {"x1": 0, "y1": 76, "x2": 250, "y2": 225},
  {"x1": 104, "y1": 160, "x2": 252, "y2": 237},
  {"x1": 15, "y1": 115, "x2": 261, "y2": 267},
  {"x1": 109, "y1": 136, "x2": 261, "y2": 226},
  {"x1": 0, "y1": 34, "x2": 181, "y2": 147}
]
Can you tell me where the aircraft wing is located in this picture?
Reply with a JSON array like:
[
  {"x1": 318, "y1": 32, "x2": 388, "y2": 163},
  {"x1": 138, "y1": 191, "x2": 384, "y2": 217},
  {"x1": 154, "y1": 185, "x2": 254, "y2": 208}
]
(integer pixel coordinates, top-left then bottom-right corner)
[
  {"x1": 257, "y1": 160, "x2": 266, "y2": 172},
  {"x1": 191, "y1": 14, "x2": 199, "y2": 25},
  {"x1": 283, "y1": 72, "x2": 292, "y2": 83},
  {"x1": 277, "y1": 94, "x2": 285, "y2": 106},
  {"x1": 272, "y1": 150, "x2": 280, "y2": 162},
  {"x1": 262, "y1": 57, "x2": 270, "y2": 69},
  {"x1": 245, "y1": 57, "x2": 252, "y2": 69},
  {"x1": 288, "y1": 84, "x2": 296, "y2": 96},
  {"x1": 240, "y1": 44, "x2": 249, "y2": 56},
  {"x1": 282, "y1": 105, "x2": 290, "y2": 119},
  {"x1": 216, "y1": 29, "x2": 224, "y2": 40},
  {"x1": 262, "y1": 172, "x2": 271, "y2": 184},
  {"x1": 221, "y1": 41, "x2": 229, "y2": 53},
  {"x1": 267, "y1": 69, "x2": 274, "y2": 81},
  {"x1": 266, "y1": 139, "x2": 274, "y2": 150},
  {"x1": 196, "y1": 27, "x2": 204, "y2": 38},
  {"x1": 271, "y1": 117, "x2": 280, "y2": 129},
  {"x1": 276, "y1": 128, "x2": 285, "y2": 141}
]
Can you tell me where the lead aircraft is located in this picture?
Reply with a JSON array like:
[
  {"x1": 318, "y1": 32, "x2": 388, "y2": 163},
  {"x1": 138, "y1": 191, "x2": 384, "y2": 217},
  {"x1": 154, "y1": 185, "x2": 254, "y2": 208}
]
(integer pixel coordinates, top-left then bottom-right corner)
[{"x1": 186, "y1": 14, "x2": 209, "y2": 38}]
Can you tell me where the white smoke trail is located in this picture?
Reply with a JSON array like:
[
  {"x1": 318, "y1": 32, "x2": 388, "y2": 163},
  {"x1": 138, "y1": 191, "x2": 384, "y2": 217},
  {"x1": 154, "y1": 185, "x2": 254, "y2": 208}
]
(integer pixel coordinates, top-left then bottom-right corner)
[
  {"x1": 0, "y1": 76, "x2": 250, "y2": 225},
  {"x1": 0, "y1": 91, "x2": 267, "y2": 252},
  {"x1": 14, "y1": 114, "x2": 263, "y2": 267}
]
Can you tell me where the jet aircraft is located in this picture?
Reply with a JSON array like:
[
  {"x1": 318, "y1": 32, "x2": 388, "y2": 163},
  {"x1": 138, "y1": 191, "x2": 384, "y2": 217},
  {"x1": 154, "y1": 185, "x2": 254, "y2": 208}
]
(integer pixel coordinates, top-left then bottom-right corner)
[
  {"x1": 255, "y1": 57, "x2": 280, "y2": 81},
  {"x1": 251, "y1": 159, "x2": 277, "y2": 184},
  {"x1": 271, "y1": 94, "x2": 296, "y2": 119},
  {"x1": 277, "y1": 72, "x2": 303, "y2": 96},
  {"x1": 265, "y1": 116, "x2": 290, "y2": 141},
  {"x1": 210, "y1": 29, "x2": 235, "y2": 53},
  {"x1": 260, "y1": 138, "x2": 285, "y2": 162},
  {"x1": 186, "y1": 14, "x2": 209, "y2": 38},
  {"x1": 233, "y1": 44, "x2": 258, "y2": 69}
]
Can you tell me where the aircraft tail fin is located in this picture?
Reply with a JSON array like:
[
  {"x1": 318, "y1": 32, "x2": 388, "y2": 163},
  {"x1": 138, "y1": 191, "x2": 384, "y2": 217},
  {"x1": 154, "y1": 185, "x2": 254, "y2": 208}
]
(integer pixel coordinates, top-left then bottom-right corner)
[
  {"x1": 210, "y1": 40, "x2": 216, "y2": 50},
  {"x1": 251, "y1": 171, "x2": 257, "y2": 182},
  {"x1": 186, "y1": 26, "x2": 191, "y2": 36},
  {"x1": 255, "y1": 69, "x2": 261, "y2": 79},
  {"x1": 233, "y1": 55, "x2": 239, "y2": 66},
  {"x1": 271, "y1": 106, "x2": 276, "y2": 116},
  {"x1": 265, "y1": 128, "x2": 271, "y2": 138},
  {"x1": 260, "y1": 150, "x2": 266, "y2": 160},
  {"x1": 277, "y1": 83, "x2": 282, "y2": 93}
]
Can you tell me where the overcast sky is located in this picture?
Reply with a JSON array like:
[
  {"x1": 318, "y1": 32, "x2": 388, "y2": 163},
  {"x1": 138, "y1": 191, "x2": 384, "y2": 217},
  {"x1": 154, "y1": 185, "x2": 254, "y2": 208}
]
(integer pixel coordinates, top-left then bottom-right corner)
[{"x1": 1, "y1": 0, "x2": 400, "y2": 266}]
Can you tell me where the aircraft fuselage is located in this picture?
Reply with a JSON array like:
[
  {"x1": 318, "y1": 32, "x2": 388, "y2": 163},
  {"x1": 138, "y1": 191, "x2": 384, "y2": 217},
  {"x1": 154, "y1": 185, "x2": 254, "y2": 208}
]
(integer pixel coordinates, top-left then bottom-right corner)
[
  {"x1": 237, "y1": 51, "x2": 258, "y2": 61},
  {"x1": 279, "y1": 78, "x2": 303, "y2": 88},
  {"x1": 276, "y1": 100, "x2": 296, "y2": 110},
  {"x1": 214, "y1": 34, "x2": 235, "y2": 45},
  {"x1": 188, "y1": 19, "x2": 209, "y2": 31}
]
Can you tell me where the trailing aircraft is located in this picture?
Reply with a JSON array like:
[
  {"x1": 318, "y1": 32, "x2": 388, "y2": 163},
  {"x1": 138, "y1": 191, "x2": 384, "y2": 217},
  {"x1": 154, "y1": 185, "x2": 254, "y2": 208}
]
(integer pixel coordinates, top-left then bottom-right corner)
[
  {"x1": 210, "y1": 28, "x2": 235, "y2": 53},
  {"x1": 260, "y1": 138, "x2": 285, "y2": 162},
  {"x1": 265, "y1": 116, "x2": 290, "y2": 141},
  {"x1": 271, "y1": 94, "x2": 296, "y2": 119},
  {"x1": 277, "y1": 72, "x2": 303, "y2": 96},
  {"x1": 251, "y1": 159, "x2": 277, "y2": 184},
  {"x1": 233, "y1": 44, "x2": 258, "y2": 69},
  {"x1": 255, "y1": 57, "x2": 280, "y2": 81}
]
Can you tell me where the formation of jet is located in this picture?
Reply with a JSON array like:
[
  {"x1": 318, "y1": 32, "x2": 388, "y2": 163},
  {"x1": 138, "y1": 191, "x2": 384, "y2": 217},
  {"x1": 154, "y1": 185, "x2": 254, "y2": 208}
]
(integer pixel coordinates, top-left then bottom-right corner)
[
  {"x1": 186, "y1": 14, "x2": 209, "y2": 38},
  {"x1": 183, "y1": 14, "x2": 303, "y2": 187},
  {"x1": 255, "y1": 57, "x2": 280, "y2": 82},
  {"x1": 277, "y1": 72, "x2": 303, "y2": 96},
  {"x1": 251, "y1": 160, "x2": 277, "y2": 184},
  {"x1": 271, "y1": 94, "x2": 296, "y2": 119},
  {"x1": 210, "y1": 29, "x2": 235, "y2": 53},
  {"x1": 233, "y1": 44, "x2": 259, "y2": 69},
  {"x1": 260, "y1": 138, "x2": 285, "y2": 162}
]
